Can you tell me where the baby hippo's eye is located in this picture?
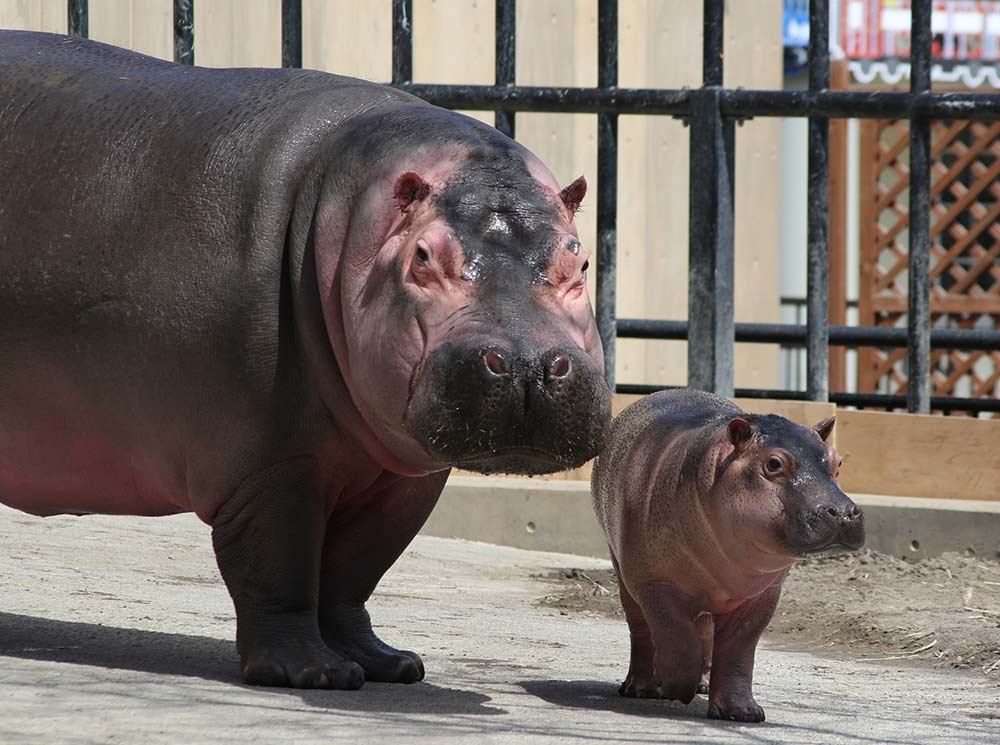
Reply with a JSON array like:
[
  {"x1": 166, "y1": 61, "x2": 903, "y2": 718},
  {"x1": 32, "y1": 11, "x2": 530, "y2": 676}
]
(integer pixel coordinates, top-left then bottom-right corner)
[
  {"x1": 415, "y1": 243, "x2": 430, "y2": 263},
  {"x1": 764, "y1": 456, "x2": 784, "y2": 476}
]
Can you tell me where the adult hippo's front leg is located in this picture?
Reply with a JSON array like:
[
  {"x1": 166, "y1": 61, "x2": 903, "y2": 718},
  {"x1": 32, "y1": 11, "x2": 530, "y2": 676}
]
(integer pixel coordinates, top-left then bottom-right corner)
[
  {"x1": 317, "y1": 471, "x2": 448, "y2": 683},
  {"x1": 211, "y1": 458, "x2": 365, "y2": 689}
]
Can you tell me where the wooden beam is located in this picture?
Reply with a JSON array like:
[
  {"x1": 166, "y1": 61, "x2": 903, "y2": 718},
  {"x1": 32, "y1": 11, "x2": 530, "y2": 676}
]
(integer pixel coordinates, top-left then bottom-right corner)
[{"x1": 837, "y1": 409, "x2": 1000, "y2": 501}]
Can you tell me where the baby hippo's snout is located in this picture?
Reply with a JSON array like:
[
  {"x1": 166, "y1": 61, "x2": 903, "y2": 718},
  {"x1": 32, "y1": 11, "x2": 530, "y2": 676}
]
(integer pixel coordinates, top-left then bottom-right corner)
[
  {"x1": 406, "y1": 339, "x2": 611, "y2": 475},
  {"x1": 795, "y1": 492, "x2": 866, "y2": 553}
]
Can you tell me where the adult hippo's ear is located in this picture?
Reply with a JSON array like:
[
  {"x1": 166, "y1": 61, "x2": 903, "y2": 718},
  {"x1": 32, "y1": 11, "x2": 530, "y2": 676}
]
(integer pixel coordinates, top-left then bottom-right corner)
[
  {"x1": 559, "y1": 175, "x2": 587, "y2": 216},
  {"x1": 814, "y1": 416, "x2": 836, "y2": 443},
  {"x1": 728, "y1": 417, "x2": 753, "y2": 451},
  {"x1": 394, "y1": 171, "x2": 432, "y2": 212}
]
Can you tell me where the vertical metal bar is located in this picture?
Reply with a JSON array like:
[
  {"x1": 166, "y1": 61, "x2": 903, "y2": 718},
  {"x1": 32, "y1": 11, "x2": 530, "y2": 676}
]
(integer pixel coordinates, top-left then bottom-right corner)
[
  {"x1": 282, "y1": 0, "x2": 302, "y2": 69},
  {"x1": 908, "y1": 0, "x2": 932, "y2": 413},
  {"x1": 806, "y1": 0, "x2": 830, "y2": 401},
  {"x1": 174, "y1": 0, "x2": 194, "y2": 66},
  {"x1": 596, "y1": 0, "x2": 618, "y2": 387},
  {"x1": 392, "y1": 0, "x2": 414, "y2": 85},
  {"x1": 702, "y1": 0, "x2": 724, "y2": 87},
  {"x1": 688, "y1": 88, "x2": 735, "y2": 396},
  {"x1": 495, "y1": 0, "x2": 516, "y2": 138},
  {"x1": 67, "y1": 0, "x2": 88, "y2": 38},
  {"x1": 687, "y1": 0, "x2": 734, "y2": 396}
]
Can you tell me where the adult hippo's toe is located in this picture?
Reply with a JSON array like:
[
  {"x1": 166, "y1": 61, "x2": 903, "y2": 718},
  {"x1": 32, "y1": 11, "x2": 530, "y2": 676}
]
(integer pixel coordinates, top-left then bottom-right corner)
[{"x1": 405, "y1": 340, "x2": 611, "y2": 475}]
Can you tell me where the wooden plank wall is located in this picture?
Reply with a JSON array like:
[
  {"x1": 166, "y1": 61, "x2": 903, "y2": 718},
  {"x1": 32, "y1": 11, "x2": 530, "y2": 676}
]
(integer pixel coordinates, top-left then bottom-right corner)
[
  {"x1": 0, "y1": 0, "x2": 784, "y2": 390},
  {"x1": 457, "y1": 394, "x2": 1000, "y2": 502}
]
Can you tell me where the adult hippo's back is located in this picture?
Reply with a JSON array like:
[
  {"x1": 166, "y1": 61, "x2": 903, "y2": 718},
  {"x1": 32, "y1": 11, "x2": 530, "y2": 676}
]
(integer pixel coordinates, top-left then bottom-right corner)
[{"x1": 0, "y1": 31, "x2": 611, "y2": 688}]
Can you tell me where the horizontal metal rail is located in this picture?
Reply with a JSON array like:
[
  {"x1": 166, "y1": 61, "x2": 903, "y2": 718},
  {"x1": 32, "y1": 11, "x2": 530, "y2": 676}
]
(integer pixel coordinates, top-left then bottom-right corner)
[
  {"x1": 616, "y1": 319, "x2": 1000, "y2": 352},
  {"x1": 63, "y1": 0, "x2": 996, "y2": 416},
  {"x1": 395, "y1": 84, "x2": 1000, "y2": 121},
  {"x1": 616, "y1": 384, "x2": 1000, "y2": 414}
]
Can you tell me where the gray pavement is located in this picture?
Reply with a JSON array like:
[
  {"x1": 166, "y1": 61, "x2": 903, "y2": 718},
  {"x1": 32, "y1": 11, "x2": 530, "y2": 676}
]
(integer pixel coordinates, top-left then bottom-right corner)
[{"x1": 0, "y1": 505, "x2": 998, "y2": 744}]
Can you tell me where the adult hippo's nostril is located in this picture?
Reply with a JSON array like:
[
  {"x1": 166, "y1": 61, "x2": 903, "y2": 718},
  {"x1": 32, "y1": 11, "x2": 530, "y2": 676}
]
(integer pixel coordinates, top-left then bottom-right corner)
[
  {"x1": 483, "y1": 350, "x2": 509, "y2": 377},
  {"x1": 547, "y1": 354, "x2": 572, "y2": 381},
  {"x1": 405, "y1": 340, "x2": 612, "y2": 475}
]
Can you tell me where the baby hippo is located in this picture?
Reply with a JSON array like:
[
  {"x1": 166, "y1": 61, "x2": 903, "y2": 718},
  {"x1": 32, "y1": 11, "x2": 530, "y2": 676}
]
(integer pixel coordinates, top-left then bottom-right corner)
[{"x1": 591, "y1": 389, "x2": 864, "y2": 722}]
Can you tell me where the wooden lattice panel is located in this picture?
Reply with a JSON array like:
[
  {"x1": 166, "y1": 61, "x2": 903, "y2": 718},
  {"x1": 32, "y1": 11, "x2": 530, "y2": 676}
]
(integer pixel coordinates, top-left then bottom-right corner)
[{"x1": 858, "y1": 118, "x2": 1000, "y2": 410}]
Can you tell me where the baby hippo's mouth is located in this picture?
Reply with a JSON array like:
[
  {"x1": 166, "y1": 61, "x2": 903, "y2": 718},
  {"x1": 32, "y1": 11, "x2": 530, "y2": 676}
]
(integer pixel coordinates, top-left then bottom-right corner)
[{"x1": 786, "y1": 501, "x2": 866, "y2": 555}]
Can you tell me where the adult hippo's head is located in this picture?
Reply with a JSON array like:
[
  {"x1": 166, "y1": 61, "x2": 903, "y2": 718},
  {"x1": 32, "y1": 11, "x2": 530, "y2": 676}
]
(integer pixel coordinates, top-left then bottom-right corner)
[{"x1": 320, "y1": 125, "x2": 612, "y2": 476}]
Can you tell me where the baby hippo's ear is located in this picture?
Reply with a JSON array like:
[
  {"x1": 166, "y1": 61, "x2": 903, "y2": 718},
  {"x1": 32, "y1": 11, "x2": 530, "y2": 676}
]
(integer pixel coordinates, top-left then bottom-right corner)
[
  {"x1": 728, "y1": 417, "x2": 753, "y2": 451},
  {"x1": 814, "y1": 415, "x2": 836, "y2": 443}
]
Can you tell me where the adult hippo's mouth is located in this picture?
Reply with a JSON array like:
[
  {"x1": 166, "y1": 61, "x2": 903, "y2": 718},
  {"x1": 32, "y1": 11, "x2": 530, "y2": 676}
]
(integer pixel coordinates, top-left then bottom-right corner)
[
  {"x1": 451, "y1": 446, "x2": 577, "y2": 476},
  {"x1": 403, "y1": 342, "x2": 611, "y2": 476}
]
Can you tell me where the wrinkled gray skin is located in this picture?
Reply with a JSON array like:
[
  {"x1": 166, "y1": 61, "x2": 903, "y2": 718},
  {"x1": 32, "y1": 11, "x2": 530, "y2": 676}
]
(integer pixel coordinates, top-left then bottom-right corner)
[
  {"x1": 592, "y1": 389, "x2": 864, "y2": 722},
  {"x1": 0, "y1": 32, "x2": 611, "y2": 689}
]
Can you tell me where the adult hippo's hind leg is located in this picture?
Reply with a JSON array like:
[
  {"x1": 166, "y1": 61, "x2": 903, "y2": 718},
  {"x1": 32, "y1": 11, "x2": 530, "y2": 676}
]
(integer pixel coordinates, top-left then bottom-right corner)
[
  {"x1": 211, "y1": 457, "x2": 365, "y2": 689},
  {"x1": 318, "y1": 470, "x2": 449, "y2": 683}
]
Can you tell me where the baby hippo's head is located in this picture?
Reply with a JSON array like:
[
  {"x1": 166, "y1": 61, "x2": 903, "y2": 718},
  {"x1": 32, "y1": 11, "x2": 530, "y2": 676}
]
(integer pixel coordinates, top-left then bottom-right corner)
[{"x1": 725, "y1": 414, "x2": 865, "y2": 557}]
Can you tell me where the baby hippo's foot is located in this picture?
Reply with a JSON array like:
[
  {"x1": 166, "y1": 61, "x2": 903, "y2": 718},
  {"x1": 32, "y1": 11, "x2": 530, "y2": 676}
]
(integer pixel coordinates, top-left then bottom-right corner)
[
  {"x1": 619, "y1": 671, "x2": 662, "y2": 699},
  {"x1": 707, "y1": 694, "x2": 765, "y2": 723},
  {"x1": 321, "y1": 602, "x2": 424, "y2": 684}
]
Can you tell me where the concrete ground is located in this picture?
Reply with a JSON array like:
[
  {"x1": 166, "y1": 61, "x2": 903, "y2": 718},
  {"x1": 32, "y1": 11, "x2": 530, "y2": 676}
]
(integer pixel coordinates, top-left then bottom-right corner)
[{"x1": 1, "y1": 506, "x2": 997, "y2": 745}]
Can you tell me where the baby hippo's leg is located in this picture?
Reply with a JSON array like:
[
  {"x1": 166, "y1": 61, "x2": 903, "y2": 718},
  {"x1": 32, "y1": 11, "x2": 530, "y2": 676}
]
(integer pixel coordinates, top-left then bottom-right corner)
[
  {"x1": 614, "y1": 564, "x2": 660, "y2": 698},
  {"x1": 708, "y1": 583, "x2": 782, "y2": 722},
  {"x1": 696, "y1": 613, "x2": 714, "y2": 694},
  {"x1": 630, "y1": 580, "x2": 703, "y2": 704}
]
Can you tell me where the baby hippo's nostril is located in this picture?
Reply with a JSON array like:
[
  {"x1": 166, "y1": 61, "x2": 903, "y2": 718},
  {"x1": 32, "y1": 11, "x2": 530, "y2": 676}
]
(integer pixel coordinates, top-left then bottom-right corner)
[
  {"x1": 547, "y1": 354, "x2": 572, "y2": 380},
  {"x1": 483, "y1": 350, "x2": 509, "y2": 376}
]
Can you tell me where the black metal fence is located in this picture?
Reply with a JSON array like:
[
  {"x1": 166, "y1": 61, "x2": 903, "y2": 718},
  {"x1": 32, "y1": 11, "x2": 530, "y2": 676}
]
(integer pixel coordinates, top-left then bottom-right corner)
[{"x1": 64, "y1": 0, "x2": 1000, "y2": 414}]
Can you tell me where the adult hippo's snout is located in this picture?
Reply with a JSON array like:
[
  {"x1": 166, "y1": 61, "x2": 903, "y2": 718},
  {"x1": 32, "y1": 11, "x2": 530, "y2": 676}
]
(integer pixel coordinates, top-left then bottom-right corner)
[{"x1": 406, "y1": 340, "x2": 611, "y2": 475}]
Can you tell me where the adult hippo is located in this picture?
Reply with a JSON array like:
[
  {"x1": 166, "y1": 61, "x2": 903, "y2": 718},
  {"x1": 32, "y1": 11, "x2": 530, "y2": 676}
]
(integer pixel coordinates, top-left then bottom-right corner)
[{"x1": 0, "y1": 32, "x2": 611, "y2": 689}]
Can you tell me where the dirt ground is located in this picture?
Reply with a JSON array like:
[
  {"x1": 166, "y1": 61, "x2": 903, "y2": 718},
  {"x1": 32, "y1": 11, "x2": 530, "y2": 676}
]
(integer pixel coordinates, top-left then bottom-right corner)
[{"x1": 537, "y1": 549, "x2": 1000, "y2": 677}]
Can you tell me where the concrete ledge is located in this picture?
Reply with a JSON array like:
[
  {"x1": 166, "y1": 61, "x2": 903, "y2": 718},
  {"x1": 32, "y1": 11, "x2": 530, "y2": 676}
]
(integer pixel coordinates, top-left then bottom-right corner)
[{"x1": 422, "y1": 476, "x2": 1000, "y2": 560}]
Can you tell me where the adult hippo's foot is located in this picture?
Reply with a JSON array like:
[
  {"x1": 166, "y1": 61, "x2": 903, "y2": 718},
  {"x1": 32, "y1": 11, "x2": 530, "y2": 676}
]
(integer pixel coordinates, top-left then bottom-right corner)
[
  {"x1": 238, "y1": 611, "x2": 365, "y2": 689},
  {"x1": 321, "y1": 603, "x2": 424, "y2": 683}
]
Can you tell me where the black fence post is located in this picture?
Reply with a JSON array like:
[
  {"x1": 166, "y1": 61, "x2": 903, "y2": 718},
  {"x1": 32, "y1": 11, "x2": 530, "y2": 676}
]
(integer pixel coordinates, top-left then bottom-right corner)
[
  {"x1": 67, "y1": 0, "x2": 88, "y2": 38},
  {"x1": 392, "y1": 0, "x2": 414, "y2": 85},
  {"x1": 174, "y1": 0, "x2": 194, "y2": 66},
  {"x1": 596, "y1": 0, "x2": 618, "y2": 388},
  {"x1": 282, "y1": 0, "x2": 302, "y2": 69},
  {"x1": 908, "y1": 0, "x2": 932, "y2": 414},
  {"x1": 495, "y1": 0, "x2": 516, "y2": 138},
  {"x1": 806, "y1": 0, "x2": 830, "y2": 401},
  {"x1": 687, "y1": 0, "x2": 735, "y2": 397}
]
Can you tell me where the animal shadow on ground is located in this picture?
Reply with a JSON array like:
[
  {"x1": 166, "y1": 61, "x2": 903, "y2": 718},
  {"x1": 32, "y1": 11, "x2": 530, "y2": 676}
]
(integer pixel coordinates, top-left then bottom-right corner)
[
  {"x1": 519, "y1": 679, "x2": 710, "y2": 720},
  {"x1": 0, "y1": 612, "x2": 503, "y2": 715},
  {"x1": 519, "y1": 679, "x2": 927, "y2": 745}
]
